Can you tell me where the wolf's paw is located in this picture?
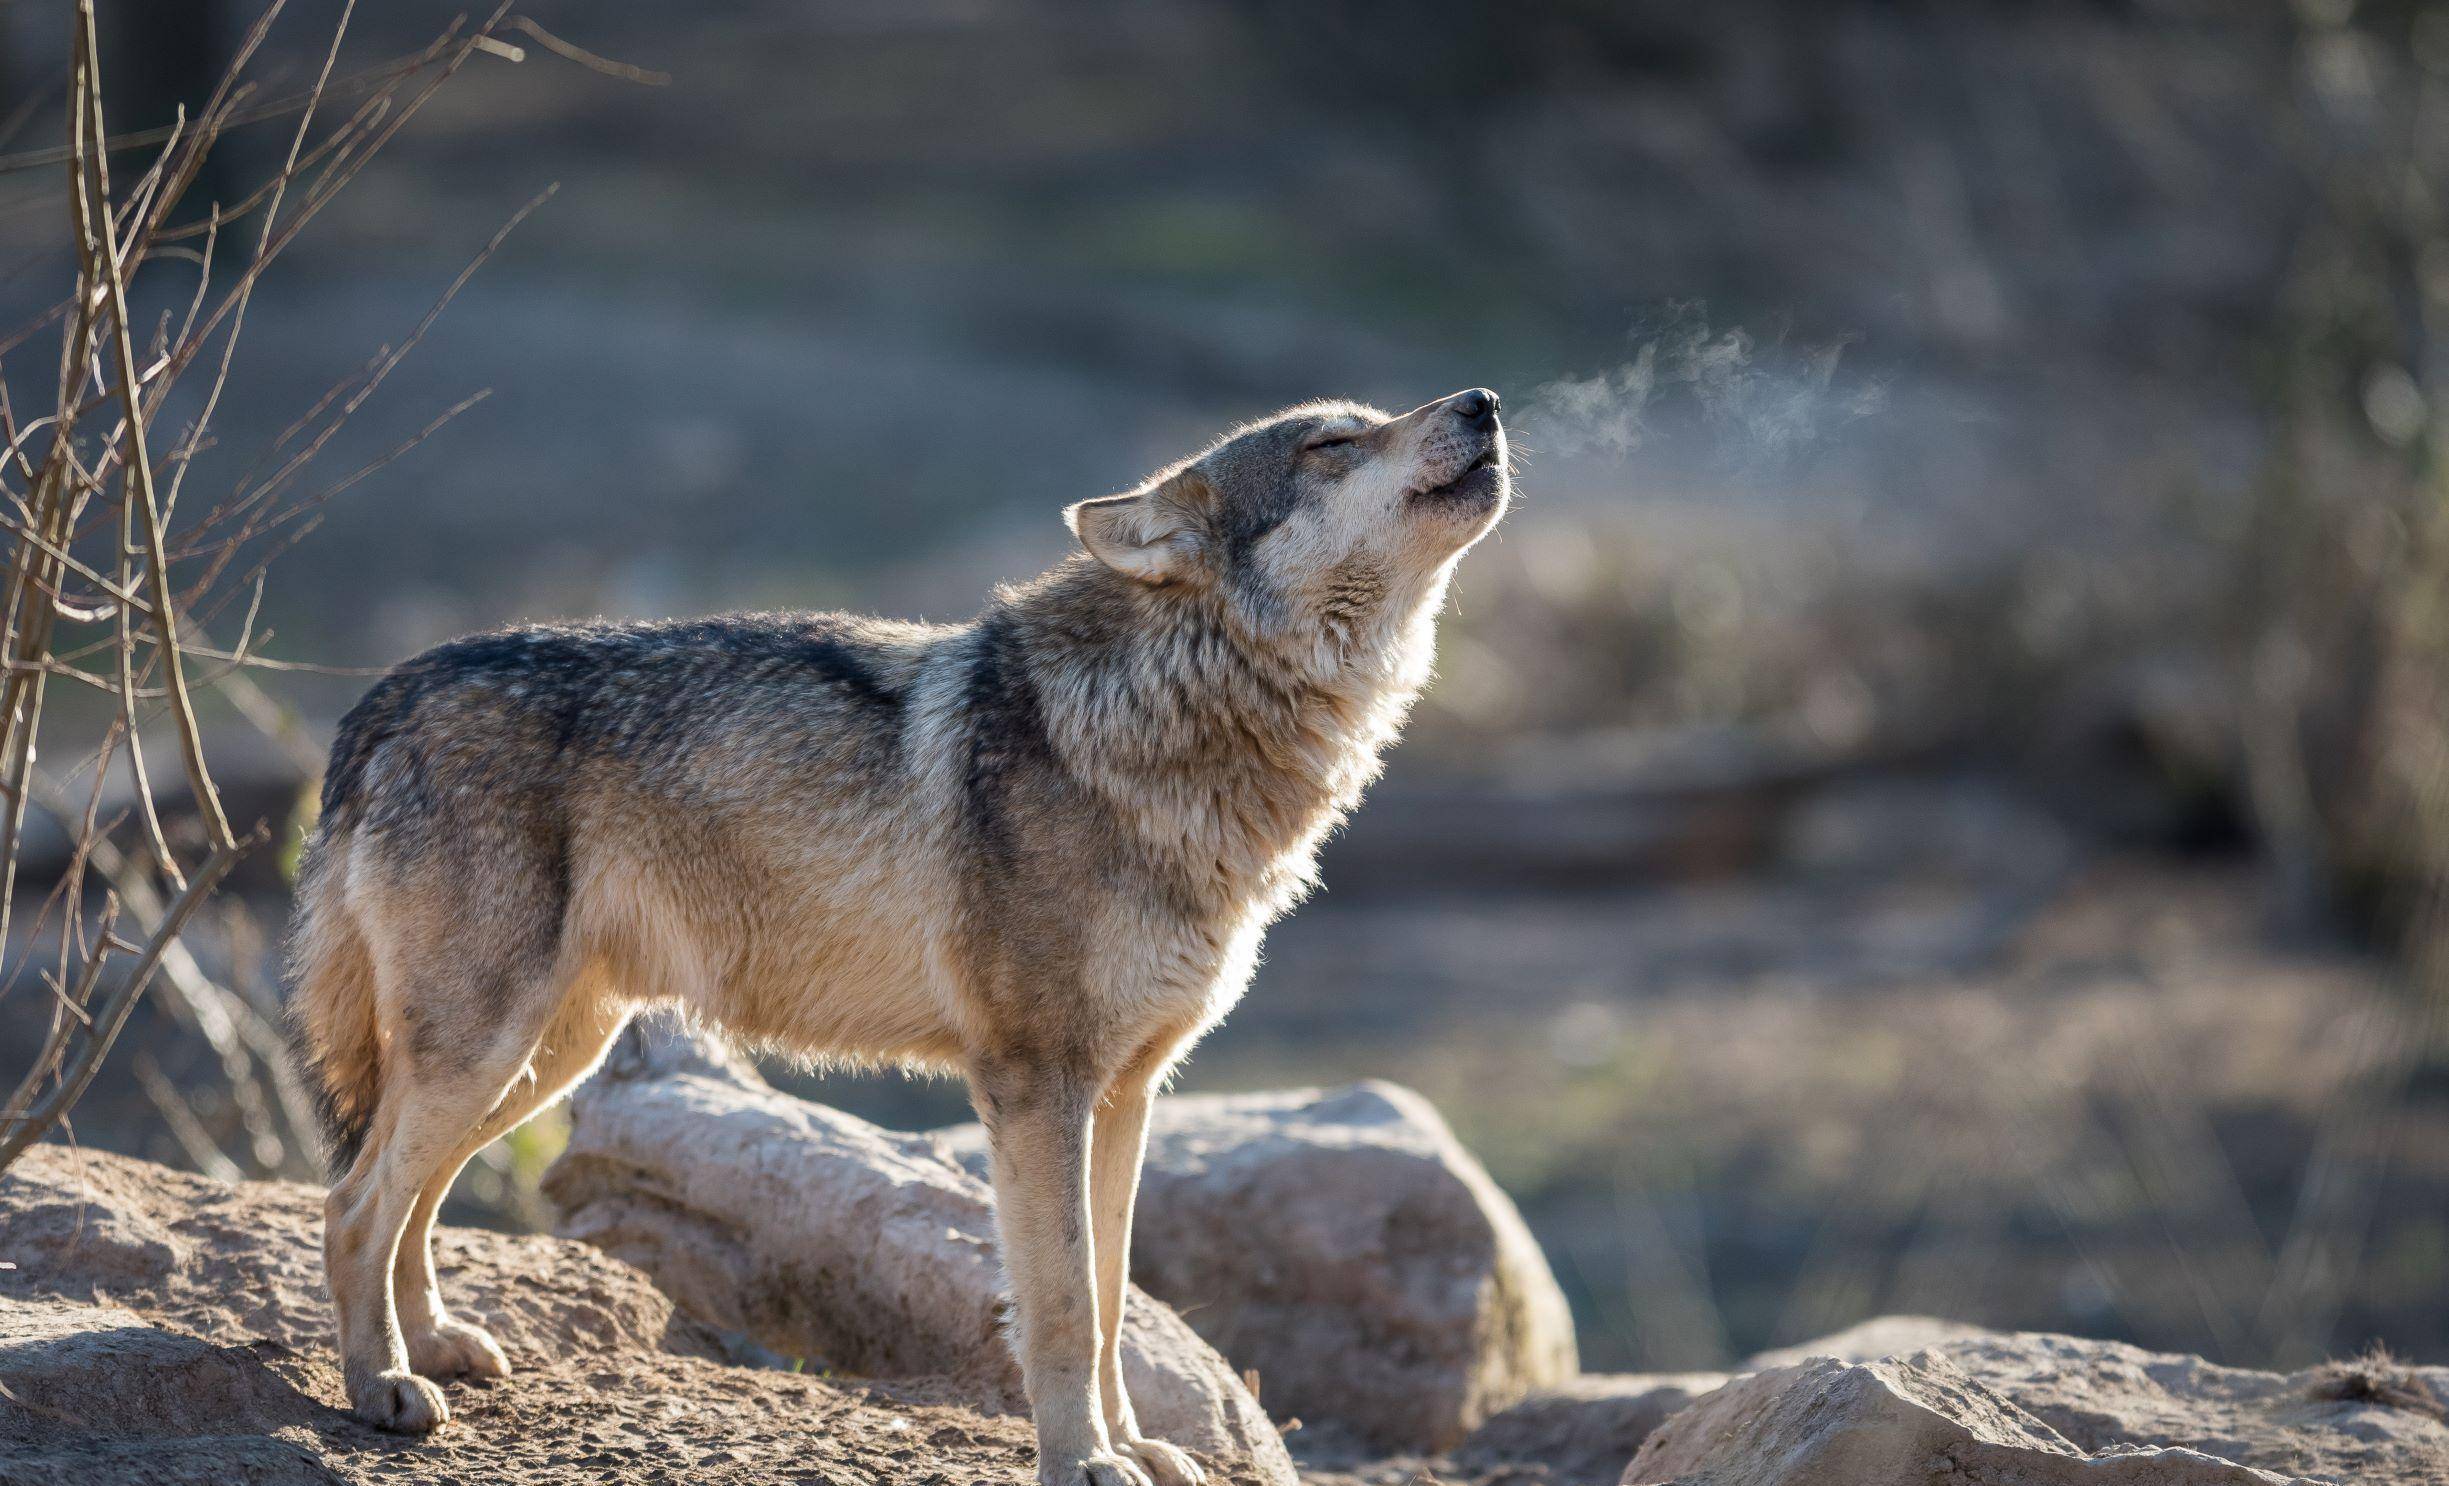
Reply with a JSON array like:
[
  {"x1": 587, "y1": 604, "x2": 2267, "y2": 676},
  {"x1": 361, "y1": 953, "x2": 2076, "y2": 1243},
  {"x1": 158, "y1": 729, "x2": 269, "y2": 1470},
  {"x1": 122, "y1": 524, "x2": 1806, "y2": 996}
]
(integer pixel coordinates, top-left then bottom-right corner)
[
  {"x1": 1118, "y1": 1436, "x2": 1207, "y2": 1486},
  {"x1": 352, "y1": 1370, "x2": 449, "y2": 1433},
  {"x1": 1042, "y1": 1451, "x2": 1155, "y2": 1486},
  {"x1": 407, "y1": 1317, "x2": 511, "y2": 1381}
]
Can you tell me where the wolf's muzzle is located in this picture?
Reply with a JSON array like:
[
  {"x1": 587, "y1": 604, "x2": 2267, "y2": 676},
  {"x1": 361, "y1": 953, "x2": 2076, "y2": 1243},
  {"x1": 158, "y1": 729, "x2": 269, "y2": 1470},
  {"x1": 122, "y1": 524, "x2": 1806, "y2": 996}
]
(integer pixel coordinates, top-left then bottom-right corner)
[{"x1": 1447, "y1": 387, "x2": 1500, "y2": 429}]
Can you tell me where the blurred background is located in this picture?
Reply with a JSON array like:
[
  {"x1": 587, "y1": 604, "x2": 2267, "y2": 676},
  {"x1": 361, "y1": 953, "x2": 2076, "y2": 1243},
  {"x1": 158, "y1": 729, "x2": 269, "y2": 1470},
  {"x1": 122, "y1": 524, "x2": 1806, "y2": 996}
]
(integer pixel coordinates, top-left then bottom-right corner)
[{"x1": 2, "y1": 0, "x2": 2445, "y2": 1379}]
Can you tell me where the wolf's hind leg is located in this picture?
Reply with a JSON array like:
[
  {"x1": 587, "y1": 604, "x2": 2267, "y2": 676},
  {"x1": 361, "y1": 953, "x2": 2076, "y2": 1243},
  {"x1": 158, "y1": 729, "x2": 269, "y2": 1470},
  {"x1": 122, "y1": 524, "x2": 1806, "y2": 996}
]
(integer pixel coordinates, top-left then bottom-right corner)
[
  {"x1": 327, "y1": 926, "x2": 575, "y2": 1430},
  {"x1": 395, "y1": 987, "x2": 630, "y2": 1383},
  {"x1": 327, "y1": 1057, "x2": 531, "y2": 1432}
]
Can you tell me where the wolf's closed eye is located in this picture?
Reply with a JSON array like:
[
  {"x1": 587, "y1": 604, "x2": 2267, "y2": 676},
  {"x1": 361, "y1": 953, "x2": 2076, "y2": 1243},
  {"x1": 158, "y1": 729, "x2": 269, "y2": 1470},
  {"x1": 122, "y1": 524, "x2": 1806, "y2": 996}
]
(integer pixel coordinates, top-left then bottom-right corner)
[{"x1": 1302, "y1": 434, "x2": 1356, "y2": 453}]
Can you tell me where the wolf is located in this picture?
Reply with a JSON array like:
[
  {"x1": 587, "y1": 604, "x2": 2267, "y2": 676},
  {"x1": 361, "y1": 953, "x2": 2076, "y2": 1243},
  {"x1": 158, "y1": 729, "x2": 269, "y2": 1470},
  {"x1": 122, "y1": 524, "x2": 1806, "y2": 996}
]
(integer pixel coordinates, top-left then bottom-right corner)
[{"x1": 286, "y1": 388, "x2": 1509, "y2": 1485}]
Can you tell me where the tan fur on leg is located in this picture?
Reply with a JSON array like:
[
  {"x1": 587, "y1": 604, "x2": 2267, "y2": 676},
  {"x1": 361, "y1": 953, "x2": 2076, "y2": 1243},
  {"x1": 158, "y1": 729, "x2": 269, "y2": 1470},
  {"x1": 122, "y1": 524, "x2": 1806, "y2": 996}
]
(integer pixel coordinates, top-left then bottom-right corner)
[
  {"x1": 395, "y1": 1170, "x2": 511, "y2": 1384},
  {"x1": 328, "y1": 1087, "x2": 473, "y2": 1432},
  {"x1": 1091, "y1": 1053, "x2": 1205, "y2": 1486},
  {"x1": 976, "y1": 1060, "x2": 1152, "y2": 1486},
  {"x1": 393, "y1": 991, "x2": 630, "y2": 1383}
]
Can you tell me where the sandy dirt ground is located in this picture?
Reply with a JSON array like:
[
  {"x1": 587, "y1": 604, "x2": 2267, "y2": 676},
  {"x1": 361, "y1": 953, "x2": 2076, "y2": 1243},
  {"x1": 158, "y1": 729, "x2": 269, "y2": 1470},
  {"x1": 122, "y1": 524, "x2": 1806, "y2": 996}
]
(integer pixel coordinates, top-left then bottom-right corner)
[{"x1": 0, "y1": 1146, "x2": 1295, "y2": 1486}]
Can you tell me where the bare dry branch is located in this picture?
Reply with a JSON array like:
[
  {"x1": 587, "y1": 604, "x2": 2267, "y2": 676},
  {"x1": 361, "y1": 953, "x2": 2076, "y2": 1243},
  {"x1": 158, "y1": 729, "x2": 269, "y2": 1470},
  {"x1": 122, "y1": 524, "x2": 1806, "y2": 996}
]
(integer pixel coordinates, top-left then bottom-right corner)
[
  {"x1": 503, "y1": 16, "x2": 673, "y2": 87},
  {"x1": 0, "y1": 0, "x2": 563, "y2": 1179},
  {"x1": 0, "y1": 833, "x2": 255, "y2": 1169},
  {"x1": 75, "y1": 0, "x2": 233, "y2": 855}
]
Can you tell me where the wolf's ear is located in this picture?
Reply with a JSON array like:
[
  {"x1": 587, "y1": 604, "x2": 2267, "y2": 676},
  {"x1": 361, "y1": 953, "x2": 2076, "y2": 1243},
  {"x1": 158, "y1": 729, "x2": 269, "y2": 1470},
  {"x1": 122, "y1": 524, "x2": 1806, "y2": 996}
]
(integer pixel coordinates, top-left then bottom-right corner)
[{"x1": 1065, "y1": 469, "x2": 1215, "y2": 586}]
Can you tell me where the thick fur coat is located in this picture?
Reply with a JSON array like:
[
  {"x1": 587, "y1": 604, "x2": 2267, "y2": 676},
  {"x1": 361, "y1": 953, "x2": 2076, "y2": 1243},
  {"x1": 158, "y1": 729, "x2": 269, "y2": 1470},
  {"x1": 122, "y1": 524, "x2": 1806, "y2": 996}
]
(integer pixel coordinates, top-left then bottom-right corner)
[{"x1": 288, "y1": 389, "x2": 1510, "y2": 1486}]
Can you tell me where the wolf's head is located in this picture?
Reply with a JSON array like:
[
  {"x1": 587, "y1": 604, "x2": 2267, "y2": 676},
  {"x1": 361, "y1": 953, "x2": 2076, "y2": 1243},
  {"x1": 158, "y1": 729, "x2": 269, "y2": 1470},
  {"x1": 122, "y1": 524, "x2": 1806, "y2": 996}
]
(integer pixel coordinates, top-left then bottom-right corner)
[{"x1": 1064, "y1": 389, "x2": 1509, "y2": 644}]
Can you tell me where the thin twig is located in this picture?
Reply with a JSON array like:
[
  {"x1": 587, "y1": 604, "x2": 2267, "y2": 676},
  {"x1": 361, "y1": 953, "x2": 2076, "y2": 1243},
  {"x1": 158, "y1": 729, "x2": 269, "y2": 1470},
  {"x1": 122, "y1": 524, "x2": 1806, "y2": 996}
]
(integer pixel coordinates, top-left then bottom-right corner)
[
  {"x1": 0, "y1": 833, "x2": 256, "y2": 1169},
  {"x1": 76, "y1": 0, "x2": 233, "y2": 853},
  {"x1": 504, "y1": 16, "x2": 672, "y2": 86}
]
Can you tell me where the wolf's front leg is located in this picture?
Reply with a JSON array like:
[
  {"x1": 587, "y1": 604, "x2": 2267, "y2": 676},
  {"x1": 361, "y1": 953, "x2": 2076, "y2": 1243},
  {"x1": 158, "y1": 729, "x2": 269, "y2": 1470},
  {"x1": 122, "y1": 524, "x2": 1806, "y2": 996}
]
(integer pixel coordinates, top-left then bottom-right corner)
[
  {"x1": 975, "y1": 1059, "x2": 1153, "y2": 1486},
  {"x1": 1090, "y1": 1063, "x2": 1206, "y2": 1486}
]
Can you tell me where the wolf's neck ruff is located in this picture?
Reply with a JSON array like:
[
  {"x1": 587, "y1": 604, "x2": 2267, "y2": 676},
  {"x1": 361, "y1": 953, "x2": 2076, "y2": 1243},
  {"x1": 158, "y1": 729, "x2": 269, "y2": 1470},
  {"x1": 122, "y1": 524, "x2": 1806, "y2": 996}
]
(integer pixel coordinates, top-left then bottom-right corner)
[{"x1": 997, "y1": 554, "x2": 1445, "y2": 920}]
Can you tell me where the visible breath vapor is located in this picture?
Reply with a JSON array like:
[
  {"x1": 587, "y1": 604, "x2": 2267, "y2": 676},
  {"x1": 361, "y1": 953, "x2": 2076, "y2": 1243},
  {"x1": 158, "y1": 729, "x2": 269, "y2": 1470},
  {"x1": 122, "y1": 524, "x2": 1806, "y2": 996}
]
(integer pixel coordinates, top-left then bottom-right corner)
[{"x1": 1518, "y1": 305, "x2": 1888, "y2": 470}]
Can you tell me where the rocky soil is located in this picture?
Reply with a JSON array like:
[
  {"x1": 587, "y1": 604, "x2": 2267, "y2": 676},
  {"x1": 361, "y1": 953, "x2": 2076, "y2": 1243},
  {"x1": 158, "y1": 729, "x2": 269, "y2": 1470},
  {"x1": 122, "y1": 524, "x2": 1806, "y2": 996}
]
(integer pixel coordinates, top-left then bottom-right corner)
[
  {"x1": 9, "y1": 1075, "x2": 2447, "y2": 1485},
  {"x1": 0, "y1": 1145, "x2": 1105, "y2": 1485}
]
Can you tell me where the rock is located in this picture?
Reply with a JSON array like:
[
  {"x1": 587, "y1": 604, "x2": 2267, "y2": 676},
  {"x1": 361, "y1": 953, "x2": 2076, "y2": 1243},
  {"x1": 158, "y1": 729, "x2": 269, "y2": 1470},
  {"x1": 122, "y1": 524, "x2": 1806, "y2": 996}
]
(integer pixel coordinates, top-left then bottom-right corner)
[
  {"x1": 1941, "y1": 1330, "x2": 2449, "y2": 1486},
  {"x1": 542, "y1": 1025, "x2": 1298, "y2": 1486},
  {"x1": 1743, "y1": 1314, "x2": 1998, "y2": 1370},
  {"x1": 1, "y1": 1180, "x2": 188, "y2": 1291},
  {"x1": 1622, "y1": 1323, "x2": 2449, "y2": 1486},
  {"x1": 0, "y1": 1138, "x2": 711, "y2": 1365},
  {"x1": 1454, "y1": 1372, "x2": 1727, "y2": 1486},
  {"x1": 938, "y1": 1080, "x2": 1580, "y2": 1453},
  {"x1": 0, "y1": 1295, "x2": 324, "y2": 1441},
  {"x1": 0, "y1": 1144, "x2": 1223, "y2": 1485},
  {"x1": 1622, "y1": 1351, "x2": 2311, "y2": 1485},
  {"x1": 0, "y1": 1293, "x2": 342, "y2": 1484}
]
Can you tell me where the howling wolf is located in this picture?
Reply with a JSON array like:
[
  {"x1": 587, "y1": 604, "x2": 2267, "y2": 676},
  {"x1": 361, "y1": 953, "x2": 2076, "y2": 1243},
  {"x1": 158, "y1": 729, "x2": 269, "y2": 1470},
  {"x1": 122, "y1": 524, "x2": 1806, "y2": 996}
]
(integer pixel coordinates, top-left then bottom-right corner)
[{"x1": 288, "y1": 389, "x2": 1510, "y2": 1486}]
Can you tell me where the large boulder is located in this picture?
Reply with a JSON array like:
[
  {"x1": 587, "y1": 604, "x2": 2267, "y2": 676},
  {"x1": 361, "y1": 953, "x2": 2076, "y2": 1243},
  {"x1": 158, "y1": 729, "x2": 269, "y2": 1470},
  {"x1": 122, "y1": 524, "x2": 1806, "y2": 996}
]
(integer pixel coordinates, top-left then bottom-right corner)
[
  {"x1": 940, "y1": 1081, "x2": 1580, "y2": 1453},
  {"x1": 1626, "y1": 1322, "x2": 2449, "y2": 1486},
  {"x1": 1941, "y1": 1330, "x2": 2449, "y2": 1486},
  {"x1": 1623, "y1": 1352, "x2": 2310, "y2": 1486},
  {"x1": 541, "y1": 1027, "x2": 1299, "y2": 1486}
]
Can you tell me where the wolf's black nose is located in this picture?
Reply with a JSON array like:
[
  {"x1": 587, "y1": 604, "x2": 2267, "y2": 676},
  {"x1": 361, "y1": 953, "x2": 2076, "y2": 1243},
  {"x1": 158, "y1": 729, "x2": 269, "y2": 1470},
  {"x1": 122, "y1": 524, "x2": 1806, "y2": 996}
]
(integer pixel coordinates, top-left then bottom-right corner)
[{"x1": 1451, "y1": 388, "x2": 1499, "y2": 425}]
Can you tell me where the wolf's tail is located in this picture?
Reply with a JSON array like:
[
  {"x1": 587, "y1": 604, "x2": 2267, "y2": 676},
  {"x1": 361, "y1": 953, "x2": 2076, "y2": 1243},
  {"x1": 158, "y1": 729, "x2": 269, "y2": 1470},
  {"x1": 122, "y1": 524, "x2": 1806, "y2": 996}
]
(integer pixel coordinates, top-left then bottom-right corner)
[{"x1": 284, "y1": 835, "x2": 381, "y2": 1180}]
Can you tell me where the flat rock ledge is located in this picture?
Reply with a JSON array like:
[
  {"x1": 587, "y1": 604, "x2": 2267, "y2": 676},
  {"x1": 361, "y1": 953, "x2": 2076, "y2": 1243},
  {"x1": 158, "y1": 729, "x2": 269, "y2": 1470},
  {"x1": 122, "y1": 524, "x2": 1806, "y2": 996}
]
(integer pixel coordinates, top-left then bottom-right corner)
[
  {"x1": 1619, "y1": 1326, "x2": 2449, "y2": 1486},
  {"x1": 1626, "y1": 1352, "x2": 2306, "y2": 1486}
]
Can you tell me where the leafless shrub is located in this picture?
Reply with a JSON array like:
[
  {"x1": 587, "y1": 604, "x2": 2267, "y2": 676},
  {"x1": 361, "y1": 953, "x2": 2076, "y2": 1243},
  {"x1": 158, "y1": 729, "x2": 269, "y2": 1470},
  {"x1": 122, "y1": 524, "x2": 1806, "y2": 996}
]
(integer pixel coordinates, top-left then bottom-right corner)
[
  {"x1": 2303, "y1": 1345, "x2": 2449, "y2": 1422},
  {"x1": 0, "y1": 1, "x2": 555, "y2": 1175}
]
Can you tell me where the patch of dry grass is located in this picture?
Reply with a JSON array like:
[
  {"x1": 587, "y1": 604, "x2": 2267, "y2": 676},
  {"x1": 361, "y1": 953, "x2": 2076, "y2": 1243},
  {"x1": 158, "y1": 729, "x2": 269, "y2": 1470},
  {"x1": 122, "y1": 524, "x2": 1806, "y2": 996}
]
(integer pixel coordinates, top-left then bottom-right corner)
[{"x1": 2303, "y1": 1346, "x2": 2449, "y2": 1423}]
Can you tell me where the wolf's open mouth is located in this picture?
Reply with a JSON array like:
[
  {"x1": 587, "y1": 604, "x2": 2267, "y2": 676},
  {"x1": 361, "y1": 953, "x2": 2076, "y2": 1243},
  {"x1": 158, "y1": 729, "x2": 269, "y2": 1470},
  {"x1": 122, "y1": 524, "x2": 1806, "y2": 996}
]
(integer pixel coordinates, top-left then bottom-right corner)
[{"x1": 1411, "y1": 447, "x2": 1502, "y2": 503}]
